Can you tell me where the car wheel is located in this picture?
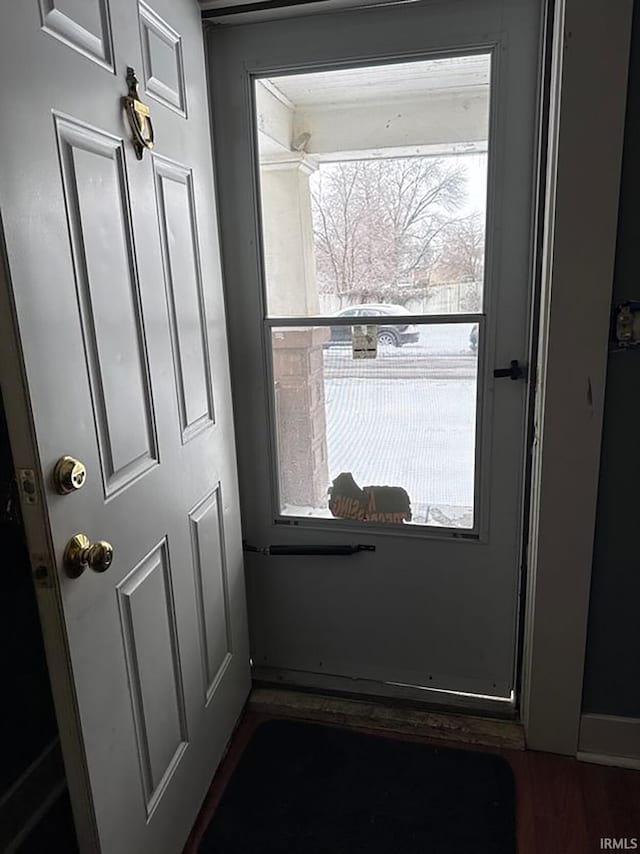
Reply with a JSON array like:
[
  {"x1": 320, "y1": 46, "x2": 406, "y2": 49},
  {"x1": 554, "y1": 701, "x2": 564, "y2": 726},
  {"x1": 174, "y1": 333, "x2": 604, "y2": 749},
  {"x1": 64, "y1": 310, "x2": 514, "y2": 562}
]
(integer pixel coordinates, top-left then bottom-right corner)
[{"x1": 378, "y1": 330, "x2": 398, "y2": 347}]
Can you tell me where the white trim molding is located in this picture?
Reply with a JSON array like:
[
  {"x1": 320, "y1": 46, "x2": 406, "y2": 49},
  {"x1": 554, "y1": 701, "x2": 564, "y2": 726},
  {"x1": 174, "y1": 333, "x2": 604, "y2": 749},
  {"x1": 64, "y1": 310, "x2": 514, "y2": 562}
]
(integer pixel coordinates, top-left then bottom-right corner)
[
  {"x1": 522, "y1": 0, "x2": 633, "y2": 754},
  {"x1": 578, "y1": 714, "x2": 640, "y2": 769}
]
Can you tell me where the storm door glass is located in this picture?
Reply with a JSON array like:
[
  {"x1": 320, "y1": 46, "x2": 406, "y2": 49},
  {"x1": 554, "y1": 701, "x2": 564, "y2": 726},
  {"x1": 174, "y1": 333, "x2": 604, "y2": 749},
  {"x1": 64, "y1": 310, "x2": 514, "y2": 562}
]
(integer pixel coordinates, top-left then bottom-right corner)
[{"x1": 255, "y1": 54, "x2": 491, "y2": 529}]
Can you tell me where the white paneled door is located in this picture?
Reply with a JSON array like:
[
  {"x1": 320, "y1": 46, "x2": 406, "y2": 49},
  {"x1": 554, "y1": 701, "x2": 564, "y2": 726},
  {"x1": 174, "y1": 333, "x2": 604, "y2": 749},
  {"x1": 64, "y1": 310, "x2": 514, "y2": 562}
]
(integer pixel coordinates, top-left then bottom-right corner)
[{"x1": 0, "y1": 2, "x2": 250, "y2": 852}]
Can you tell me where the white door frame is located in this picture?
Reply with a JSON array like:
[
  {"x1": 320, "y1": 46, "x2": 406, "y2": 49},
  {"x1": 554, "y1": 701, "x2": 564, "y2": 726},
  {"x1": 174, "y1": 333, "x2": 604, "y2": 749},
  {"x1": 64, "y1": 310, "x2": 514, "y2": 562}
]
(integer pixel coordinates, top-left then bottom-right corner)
[{"x1": 522, "y1": 0, "x2": 633, "y2": 754}]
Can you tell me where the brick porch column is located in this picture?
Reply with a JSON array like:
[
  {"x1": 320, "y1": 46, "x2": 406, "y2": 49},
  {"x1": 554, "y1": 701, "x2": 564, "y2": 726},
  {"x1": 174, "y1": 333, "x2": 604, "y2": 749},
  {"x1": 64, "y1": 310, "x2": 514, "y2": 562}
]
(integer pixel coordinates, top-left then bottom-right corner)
[{"x1": 260, "y1": 154, "x2": 330, "y2": 509}]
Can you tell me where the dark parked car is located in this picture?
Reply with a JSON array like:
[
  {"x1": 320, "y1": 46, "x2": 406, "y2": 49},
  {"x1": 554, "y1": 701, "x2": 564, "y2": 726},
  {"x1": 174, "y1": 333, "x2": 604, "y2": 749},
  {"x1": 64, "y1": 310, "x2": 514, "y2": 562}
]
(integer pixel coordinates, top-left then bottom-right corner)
[{"x1": 328, "y1": 304, "x2": 420, "y2": 347}]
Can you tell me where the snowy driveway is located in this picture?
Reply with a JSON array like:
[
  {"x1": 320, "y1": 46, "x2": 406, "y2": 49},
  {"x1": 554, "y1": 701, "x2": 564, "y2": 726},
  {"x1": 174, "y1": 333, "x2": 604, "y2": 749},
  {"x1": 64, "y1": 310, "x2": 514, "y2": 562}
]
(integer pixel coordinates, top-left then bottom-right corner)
[{"x1": 322, "y1": 325, "x2": 477, "y2": 526}]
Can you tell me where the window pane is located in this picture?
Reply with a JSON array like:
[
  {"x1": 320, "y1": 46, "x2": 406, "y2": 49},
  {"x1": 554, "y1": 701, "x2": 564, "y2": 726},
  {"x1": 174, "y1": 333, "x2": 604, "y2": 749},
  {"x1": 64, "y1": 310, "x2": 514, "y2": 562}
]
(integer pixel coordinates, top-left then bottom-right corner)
[
  {"x1": 272, "y1": 322, "x2": 478, "y2": 528},
  {"x1": 255, "y1": 55, "x2": 490, "y2": 318}
]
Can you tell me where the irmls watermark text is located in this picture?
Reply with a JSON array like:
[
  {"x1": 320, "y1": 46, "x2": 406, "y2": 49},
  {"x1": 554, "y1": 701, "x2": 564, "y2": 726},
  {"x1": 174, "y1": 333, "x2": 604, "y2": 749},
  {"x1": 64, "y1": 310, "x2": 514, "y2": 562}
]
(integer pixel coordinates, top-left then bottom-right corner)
[{"x1": 600, "y1": 840, "x2": 639, "y2": 850}]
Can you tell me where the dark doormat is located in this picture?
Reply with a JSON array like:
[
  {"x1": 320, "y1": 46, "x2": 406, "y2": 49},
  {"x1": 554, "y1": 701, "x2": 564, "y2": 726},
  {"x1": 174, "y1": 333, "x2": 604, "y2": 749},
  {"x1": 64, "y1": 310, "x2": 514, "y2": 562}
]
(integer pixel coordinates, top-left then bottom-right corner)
[{"x1": 198, "y1": 719, "x2": 516, "y2": 854}]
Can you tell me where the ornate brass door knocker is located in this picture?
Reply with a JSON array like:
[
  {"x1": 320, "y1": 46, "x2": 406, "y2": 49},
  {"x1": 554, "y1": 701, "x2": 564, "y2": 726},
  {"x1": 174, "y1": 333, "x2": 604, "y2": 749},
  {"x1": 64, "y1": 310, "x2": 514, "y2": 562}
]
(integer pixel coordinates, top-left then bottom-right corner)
[{"x1": 124, "y1": 66, "x2": 154, "y2": 160}]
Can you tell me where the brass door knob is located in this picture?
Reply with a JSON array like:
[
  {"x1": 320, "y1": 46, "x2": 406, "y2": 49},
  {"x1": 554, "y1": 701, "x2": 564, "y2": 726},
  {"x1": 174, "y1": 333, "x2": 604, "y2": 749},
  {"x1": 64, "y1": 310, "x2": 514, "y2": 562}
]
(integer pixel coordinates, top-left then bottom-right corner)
[{"x1": 64, "y1": 534, "x2": 114, "y2": 578}]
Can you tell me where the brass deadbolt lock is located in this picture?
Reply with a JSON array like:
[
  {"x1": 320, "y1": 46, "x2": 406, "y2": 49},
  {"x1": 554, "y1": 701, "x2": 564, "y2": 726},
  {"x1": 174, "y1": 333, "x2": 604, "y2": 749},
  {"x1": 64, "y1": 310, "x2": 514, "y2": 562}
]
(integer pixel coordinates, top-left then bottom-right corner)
[
  {"x1": 64, "y1": 534, "x2": 114, "y2": 578},
  {"x1": 54, "y1": 456, "x2": 87, "y2": 494}
]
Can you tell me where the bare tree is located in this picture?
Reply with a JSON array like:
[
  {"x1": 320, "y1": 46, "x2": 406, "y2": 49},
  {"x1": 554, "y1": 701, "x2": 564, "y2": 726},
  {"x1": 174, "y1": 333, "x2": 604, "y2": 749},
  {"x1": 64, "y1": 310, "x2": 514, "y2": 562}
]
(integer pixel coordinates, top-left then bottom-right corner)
[
  {"x1": 432, "y1": 212, "x2": 485, "y2": 311},
  {"x1": 311, "y1": 157, "x2": 467, "y2": 306},
  {"x1": 436, "y1": 211, "x2": 485, "y2": 282}
]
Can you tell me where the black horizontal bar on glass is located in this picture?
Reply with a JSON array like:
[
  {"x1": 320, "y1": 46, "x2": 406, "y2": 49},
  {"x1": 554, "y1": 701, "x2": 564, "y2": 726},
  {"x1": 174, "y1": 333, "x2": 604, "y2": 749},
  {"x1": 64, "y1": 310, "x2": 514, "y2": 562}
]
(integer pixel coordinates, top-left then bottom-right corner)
[
  {"x1": 265, "y1": 313, "x2": 484, "y2": 328},
  {"x1": 243, "y1": 542, "x2": 376, "y2": 556}
]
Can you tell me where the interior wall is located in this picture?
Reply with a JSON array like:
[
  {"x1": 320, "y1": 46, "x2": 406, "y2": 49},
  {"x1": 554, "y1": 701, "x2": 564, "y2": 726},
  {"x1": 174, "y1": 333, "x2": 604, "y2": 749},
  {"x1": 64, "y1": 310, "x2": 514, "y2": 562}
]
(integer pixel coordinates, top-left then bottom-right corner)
[{"x1": 582, "y1": 0, "x2": 640, "y2": 718}]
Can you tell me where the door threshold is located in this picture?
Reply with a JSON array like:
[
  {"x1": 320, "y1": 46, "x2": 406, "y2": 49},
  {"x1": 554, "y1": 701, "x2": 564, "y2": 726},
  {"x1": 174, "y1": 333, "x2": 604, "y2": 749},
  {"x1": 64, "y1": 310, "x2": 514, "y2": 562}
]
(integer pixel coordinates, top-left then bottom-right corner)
[
  {"x1": 250, "y1": 685, "x2": 525, "y2": 751},
  {"x1": 252, "y1": 665, "x2": 516, "y2": 716}
]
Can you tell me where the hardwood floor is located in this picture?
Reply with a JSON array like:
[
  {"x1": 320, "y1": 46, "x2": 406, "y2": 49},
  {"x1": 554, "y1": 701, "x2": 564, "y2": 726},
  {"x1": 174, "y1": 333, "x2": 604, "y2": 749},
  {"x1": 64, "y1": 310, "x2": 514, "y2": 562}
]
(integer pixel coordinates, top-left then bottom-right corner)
[{"x1": 183, "y1": 711, "x2": 640, "y2": 854}]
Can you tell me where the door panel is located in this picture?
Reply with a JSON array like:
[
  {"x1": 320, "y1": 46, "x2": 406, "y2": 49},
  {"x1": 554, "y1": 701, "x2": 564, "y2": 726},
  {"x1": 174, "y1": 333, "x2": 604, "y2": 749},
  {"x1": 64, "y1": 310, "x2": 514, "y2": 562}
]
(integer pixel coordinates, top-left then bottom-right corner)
[
  {"x1": 117, "y1": 539, "x2": 188, "y2": 816},
  {"x1": 39, "y1": 0, "x2": 115, "y2": 70},
  {"x1": 0, "y1": 1, "x2": 250, "y2": 852},
  {"x1": 138, "y1": 0, "x2": 187, "y2": 115},
  {"x1": 209, "y1": 0, "x2": 540, "y2": 709},
  {"x1": 153, "y1": 156, "x2": 215, "y2": 440},
  {"x1": 189, "y1": 486, "x2": 234, "y2": 701}
]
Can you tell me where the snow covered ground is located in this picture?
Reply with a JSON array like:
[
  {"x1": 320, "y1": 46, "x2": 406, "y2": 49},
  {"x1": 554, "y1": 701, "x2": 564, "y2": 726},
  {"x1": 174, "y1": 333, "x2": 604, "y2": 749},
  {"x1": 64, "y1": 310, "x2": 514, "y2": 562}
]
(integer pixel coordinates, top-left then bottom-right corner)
[{"x1": 283, "y1": 325, "x2": 479, "y2": 528}]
